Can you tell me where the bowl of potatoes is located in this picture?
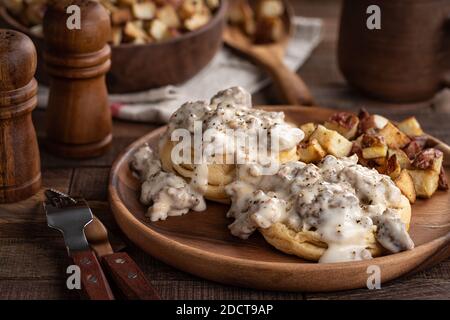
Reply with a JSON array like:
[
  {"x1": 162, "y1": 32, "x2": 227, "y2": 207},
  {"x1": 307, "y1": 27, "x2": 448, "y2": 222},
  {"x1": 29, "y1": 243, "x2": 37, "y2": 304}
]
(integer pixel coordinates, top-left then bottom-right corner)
[{"x1": 0, "y1": 0, "x2": 227, "y2": 93}]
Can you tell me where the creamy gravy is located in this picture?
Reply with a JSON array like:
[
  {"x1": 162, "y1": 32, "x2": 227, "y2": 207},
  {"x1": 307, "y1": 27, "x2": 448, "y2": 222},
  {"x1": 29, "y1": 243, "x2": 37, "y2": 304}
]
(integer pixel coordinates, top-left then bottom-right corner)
[
  {"x1": 226, "y1": 155, "x2": 414, "y2": 263},
  {"x1": 163, "y1": 87, "x2": 304, "y2": 191},
  {"x1": 132, "y1": 145, "x2": 206, "y2": 221}
]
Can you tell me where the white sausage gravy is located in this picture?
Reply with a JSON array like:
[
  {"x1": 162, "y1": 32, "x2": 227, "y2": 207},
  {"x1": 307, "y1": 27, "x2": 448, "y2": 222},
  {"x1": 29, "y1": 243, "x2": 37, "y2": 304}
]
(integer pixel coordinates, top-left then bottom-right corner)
[{"x1": 226, "y1": 155, "x2": 414, "y2": 263}]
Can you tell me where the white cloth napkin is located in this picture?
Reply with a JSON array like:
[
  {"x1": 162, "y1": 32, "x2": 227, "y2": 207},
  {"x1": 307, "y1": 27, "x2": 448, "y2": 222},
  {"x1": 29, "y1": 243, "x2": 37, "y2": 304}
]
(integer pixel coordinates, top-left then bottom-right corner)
[{"x1": 37, "y1": 16, "x2": 323, "y2": 124}]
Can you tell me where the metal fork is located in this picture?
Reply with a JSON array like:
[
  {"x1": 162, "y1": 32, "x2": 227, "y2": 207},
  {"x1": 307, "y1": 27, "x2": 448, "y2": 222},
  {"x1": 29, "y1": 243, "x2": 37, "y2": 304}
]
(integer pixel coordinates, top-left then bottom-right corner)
[{"x1": 44, "y1": 189, "x2": 115, "y2": 300}]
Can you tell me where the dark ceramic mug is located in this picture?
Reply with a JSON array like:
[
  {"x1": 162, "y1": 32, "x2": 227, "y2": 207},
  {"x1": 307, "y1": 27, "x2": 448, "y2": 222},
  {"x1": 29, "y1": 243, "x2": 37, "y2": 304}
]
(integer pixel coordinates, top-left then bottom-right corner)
[{"x1": 338, "y1": 0, "x2": 450, "y2": 102}]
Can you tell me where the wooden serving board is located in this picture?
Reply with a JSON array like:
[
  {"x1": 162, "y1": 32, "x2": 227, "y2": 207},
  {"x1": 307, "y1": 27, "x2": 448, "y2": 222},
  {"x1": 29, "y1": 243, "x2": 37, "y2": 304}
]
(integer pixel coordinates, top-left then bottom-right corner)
[{"x1": 108, "y1": 106, "x2": 450, "y2": 292}]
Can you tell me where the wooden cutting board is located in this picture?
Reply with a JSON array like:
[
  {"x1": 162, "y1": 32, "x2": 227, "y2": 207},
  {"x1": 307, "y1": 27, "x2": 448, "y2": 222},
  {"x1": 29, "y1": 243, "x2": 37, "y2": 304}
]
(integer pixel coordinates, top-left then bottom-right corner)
[{"x1": 108, "y1": 106, "x2": 450, "y2": 292}]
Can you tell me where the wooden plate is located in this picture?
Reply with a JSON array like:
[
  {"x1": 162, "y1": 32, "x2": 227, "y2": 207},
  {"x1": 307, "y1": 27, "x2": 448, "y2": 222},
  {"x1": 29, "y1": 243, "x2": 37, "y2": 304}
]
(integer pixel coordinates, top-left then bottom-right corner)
[{"x1": 109, "y1": 106, "x2": 450, "y2": 292}]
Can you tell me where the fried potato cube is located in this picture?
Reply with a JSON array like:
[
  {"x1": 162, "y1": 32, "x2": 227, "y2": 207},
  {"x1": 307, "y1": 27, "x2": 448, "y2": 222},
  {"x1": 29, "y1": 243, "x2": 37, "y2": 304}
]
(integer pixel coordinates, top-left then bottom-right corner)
[
  {"x1": 408, "y1": 149, "x2": 443, "y2": 198},
  {"x1": 257, "y1": 0, "x2": 284, "y2": 18},
  {"x1": 299, "y1": 122, "x2": 317, "y2": 141},
  {"x1": 156, "y1": 5, "x2": 181, "y2": 28},
  {"x1": 361, "y1": 134, "x2": 387, "y2": 159},
  {"x1": 123, "y1": 21, "x2": 150, "y2": 42},
  {"x1": 378, "y1": 122, "x2": 411, "y2": 149},
  {"x1": 324, "y1": 112, "x2": 359, "y2": 140},
  {"x1": 184, "y1": 11, "x2": 210, "y2": 30},
  {"x1": 149, "y1": 19, "x2": 170, "y2": 41},
  {"x1": 385, "y1": 154, "x2": 402, "y2": 179},
  {"x1": 297, "y1": 139, "x2": 327, "y2": 163},
  {"x1": 412, "y1": 148, "x2": 443, "y2": 172},
  {"x1": 178, "y1": 0, "x2": 204, "y2": 20},
  {"x1": 394, "y1": 169, "x2": 416, "y2": 203},
  {"x1": 309, "y1": 125, "x2": 353, "y2": 158},
  {"x1": 132, "y1": 2, "x2": 156, "y2": 20},
  {"x1": 359, "y1": 114, "x2": 389, "y2": 134},
  {"x1": 408, "y1": 168, "x2": 440, "y2": 198},
  {"x1": 111, "y1": 8, "x2": 133, "y2": 25},
  {"x1": 205, "y1": 0, "x2": 220, "y2": 10},
  {"x1": 403, "y1": 136, "x2": 428, "y2": 160},
  {"x1": 110, "y1": 26, "x2": 123, "y2": 46},
  {"x1": 388, "y1": 148, "x2": 411, "y2": 169},
  {"x1": 29, "y1": 24, "x2": 43, "y2": 37},
  {"x1": 397, "y1": 116, "x2": 424, "y2": 137},
  {"x1": 439, "y1": 167, "x2": 449, "y2": 190},
  {"x1": 254, "y1": 16, "x2": 283, "y2": 43}
]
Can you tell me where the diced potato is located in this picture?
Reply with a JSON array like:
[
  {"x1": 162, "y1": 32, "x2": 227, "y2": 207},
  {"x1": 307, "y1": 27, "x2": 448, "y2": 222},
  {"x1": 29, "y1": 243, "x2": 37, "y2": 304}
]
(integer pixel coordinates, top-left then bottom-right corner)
[
  {"x1": 299, "y1": 122, "x2": 317, "y2": 141},
  {"x1": 408, "y1": 168, "x2": 440, "y2": 198},
  {"x1": 254, "y1": 16, "x2": 283, "y2": 43},
  {"x1": 206, "y1": 0, "x2": 220, "y2": 10},
  {"x1": 324, "y1": 112, "x2": 359, "y2": 140},
  {"x1": 156, "y1": 5, "x2": 181, "y2": 29},
  {"x1": 362, "y1": 146, "x2": 387, "y2": 160},
  {"x1": 394, "y1": 169, "x2": 416, "y2": 203},
  {"x1": 359, "y1": 114, "x2": 389, "y2": 134},
  {"x1": 297, "y1": 139, "x2": 327, "y2": 163},
  {"x1": 149, "y1": 19, "x2": 169, "y2": 41},
  {"x1": 388, "y1": 148, "x2": 411, "y2": 169},
  {"x1": 378, "y1": 122, "x2": 411, "y2": 149},
  {"x1": 403, "y1": 136, "x2": 428, "y2": 160},
  {"x1": 123, "y1": 21, "x2": 150, "y2": 42},
  {"x1": 29, "y1": 24, "x2": 43, "y2": 37},
  {"x1": 439, "y1": 167, "x2": 449, "y2": 190},
  {"x1": 111, "y1": 8, "x2": 133, "y2": 25},
  {"x1": 397, "y1": 116, "x2": 424, "y2": 137},
  {"x1": 309, "y1": 125, "x2": 353, "y2": 158},
  {"x1": 361, "y1": 135, "x2": 387, "y2": 159},
  {"x1": 178, "y1": 0, "x2": 204, "y2": 20},
  {"x1": 132, "y1": 2, "x2": 156, "y2": 20},
  {"x1": 372, "y1": 156, "x2": 387, "y2": 167},
  {"x1": 257, "y1": 0, "x2": 284, "y2": 18},
  {"x1": 385, "y1": 154, "x2": 402, "y2": 179},
  {"x1": 184, "y1": 12, "x2": 210, "y2": 30},
  {"x1": 411, "y1": 148, "x2": 443, "y2": 172}
]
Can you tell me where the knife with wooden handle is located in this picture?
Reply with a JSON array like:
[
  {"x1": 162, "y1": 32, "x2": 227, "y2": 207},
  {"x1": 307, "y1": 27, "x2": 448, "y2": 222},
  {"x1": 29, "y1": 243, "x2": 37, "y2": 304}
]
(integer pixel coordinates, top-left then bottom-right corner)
[{"x1": 85, "y1": 216, "x2": 160, "y2": 300}]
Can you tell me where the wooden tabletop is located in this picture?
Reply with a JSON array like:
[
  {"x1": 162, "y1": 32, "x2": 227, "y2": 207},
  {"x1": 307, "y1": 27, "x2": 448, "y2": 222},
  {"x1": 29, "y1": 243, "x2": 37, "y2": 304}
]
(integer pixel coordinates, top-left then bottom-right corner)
[{"x1": 1, "y1": 0, "x2": 449, "y2": 300}]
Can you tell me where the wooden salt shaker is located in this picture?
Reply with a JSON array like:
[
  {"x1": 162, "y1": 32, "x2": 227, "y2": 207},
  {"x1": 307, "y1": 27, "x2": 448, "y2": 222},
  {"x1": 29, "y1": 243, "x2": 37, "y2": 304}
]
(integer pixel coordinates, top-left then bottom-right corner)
[
  {"x1": 43, "y1": 0, "x2": 112, "y2": 158},
  {"x1": 0, "y1": 29, "x2": 41, "y2": 203}
]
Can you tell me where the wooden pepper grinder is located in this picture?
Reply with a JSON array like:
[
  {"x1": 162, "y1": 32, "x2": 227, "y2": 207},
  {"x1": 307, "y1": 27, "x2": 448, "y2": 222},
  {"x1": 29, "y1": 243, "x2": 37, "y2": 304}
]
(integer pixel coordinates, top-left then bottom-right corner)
[
  {"x1": 0, "y1": 29, "x2": 41, "y2": 203},
  {"x1": 43, "y1": 0, "x2": 112, "y2": 158}
]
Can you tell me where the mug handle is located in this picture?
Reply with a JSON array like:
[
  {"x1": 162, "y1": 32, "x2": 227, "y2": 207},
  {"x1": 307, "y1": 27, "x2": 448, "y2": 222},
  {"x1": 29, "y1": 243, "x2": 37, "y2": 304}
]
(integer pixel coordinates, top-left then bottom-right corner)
[{"x1": 443, "y1": 13, "x2": 450, "y2": 87}]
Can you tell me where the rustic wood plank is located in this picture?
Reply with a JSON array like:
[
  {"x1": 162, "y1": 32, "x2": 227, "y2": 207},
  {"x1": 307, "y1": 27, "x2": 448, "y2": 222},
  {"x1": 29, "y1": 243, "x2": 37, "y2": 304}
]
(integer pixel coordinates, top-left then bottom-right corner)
[
  {"x1": 0, "y1": 168, "x2": 73, "y2": 238},
  {"x1": 70, "y1": 168, "x2": 111, "y2": 201},
  {"x1": 0, "y1": 280, "x2": 79, "y2": 300},
  {"x1": 306, "y1": 276, "x2": 450, "y2": 300}
]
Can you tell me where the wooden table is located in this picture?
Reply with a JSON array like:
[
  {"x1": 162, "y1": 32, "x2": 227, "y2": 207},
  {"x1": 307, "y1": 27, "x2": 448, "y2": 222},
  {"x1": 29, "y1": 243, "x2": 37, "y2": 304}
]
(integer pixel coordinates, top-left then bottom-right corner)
[{"x1": 1, "y1": 0, "x2": 449, "y2": 300}]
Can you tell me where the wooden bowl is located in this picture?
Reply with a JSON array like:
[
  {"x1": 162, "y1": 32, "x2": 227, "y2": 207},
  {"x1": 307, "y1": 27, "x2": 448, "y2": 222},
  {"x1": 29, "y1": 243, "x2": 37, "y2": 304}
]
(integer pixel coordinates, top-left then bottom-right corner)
[
  {"x1": 109, "y1": 106, "x2": 450, "y2": 292},
  {"x1": 0, "y1": 1, "x2": 227, "y2": 93}
]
